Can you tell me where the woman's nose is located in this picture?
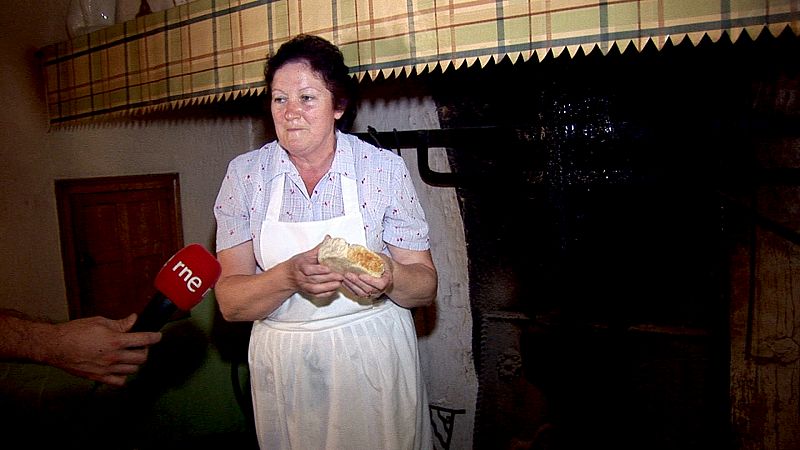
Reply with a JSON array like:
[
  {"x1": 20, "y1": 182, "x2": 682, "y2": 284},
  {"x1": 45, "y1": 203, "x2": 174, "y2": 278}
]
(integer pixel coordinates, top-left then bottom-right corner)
[{"x1": 284, "y1": 100, "x2": 301, "y2": 119}]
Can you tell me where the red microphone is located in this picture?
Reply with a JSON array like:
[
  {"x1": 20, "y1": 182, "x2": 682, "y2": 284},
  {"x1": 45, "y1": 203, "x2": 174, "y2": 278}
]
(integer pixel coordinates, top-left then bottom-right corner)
[{"x1": 131, "y1": 244, "x2": 222, "y2": 332}]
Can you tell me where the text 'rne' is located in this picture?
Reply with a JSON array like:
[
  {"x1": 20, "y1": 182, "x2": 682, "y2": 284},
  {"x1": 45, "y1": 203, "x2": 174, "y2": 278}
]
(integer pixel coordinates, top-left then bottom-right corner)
[{"x1": 171, "y1": 261, "x2": 203, "y2": 292}]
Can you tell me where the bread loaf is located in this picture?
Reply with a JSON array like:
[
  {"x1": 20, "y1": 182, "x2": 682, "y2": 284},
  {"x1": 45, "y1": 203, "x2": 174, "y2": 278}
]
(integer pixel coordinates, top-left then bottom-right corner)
[{"x1": 318, "y1": 236, "x2": 385, "y2": 277}]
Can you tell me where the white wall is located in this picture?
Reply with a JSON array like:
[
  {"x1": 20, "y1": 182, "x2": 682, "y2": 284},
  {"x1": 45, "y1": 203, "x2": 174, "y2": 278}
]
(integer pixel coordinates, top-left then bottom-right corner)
[
  {"x1": 0, "y1": 0, "x2": 70, "y2": 318},
  {"x1": 354, "y1": 81, "x2": 477, "y2": 450},
  {"x1": 0, "y1": 0, "x2": 262, "y2": 319}
]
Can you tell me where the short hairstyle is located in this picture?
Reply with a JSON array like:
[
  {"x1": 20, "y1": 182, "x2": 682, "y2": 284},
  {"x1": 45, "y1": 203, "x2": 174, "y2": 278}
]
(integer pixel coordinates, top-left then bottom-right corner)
[{"x1": 265, "y1": 34, "x2": 358, "y2": 130}]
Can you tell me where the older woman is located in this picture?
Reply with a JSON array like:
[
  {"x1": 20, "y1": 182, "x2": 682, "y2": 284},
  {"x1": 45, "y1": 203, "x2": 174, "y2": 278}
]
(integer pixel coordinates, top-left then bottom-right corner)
[{"x1": 213, "y1": 34, "x2": 437, "y2": 449}]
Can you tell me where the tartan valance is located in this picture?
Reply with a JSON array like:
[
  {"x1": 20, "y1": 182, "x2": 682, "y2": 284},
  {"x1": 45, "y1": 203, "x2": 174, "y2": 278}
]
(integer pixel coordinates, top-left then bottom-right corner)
[{"x1": 39, "y1": 0, "x2": 800, "y2": 126}]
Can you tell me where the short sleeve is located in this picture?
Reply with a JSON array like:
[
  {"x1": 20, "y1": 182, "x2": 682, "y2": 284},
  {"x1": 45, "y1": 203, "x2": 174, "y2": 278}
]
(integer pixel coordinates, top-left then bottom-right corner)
[
  {"x1": 214, "y1": 159, "x2": 252, "y2": 251},
  {"x1": 382, "y1": 157, "x2": 430, "y2": 251}
]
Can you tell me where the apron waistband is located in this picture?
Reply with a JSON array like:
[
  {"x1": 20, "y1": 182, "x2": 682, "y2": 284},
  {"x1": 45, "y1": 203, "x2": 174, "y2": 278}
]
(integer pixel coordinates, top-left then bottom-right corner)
[{"x1": 254, "y1": 300, "x2": 393, "y2": 332}]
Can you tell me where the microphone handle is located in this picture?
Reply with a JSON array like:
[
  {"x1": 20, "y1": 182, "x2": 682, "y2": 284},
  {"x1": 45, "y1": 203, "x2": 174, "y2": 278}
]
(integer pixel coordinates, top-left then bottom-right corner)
[{"x1": 131, "y1": 293, "x2": 178, "y2": 332}]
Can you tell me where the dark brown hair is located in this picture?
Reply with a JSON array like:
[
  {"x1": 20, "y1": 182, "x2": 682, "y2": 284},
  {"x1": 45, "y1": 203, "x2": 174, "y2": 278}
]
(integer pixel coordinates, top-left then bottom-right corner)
[{"x1": 265, "y1": 34, "x2": 358, "y2": 130}]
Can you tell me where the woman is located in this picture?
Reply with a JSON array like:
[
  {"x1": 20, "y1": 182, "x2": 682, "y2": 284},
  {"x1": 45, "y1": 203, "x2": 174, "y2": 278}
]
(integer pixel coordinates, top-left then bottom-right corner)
[{"x1": 213, "y1": 34, "x2": 437, "y2": 449}]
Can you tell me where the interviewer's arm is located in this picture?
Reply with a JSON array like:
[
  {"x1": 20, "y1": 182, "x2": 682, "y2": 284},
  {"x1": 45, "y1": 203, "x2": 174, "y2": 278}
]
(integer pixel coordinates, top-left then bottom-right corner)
[{"x1": 0, "y1": 310, "x2": 161, "y2": 386}]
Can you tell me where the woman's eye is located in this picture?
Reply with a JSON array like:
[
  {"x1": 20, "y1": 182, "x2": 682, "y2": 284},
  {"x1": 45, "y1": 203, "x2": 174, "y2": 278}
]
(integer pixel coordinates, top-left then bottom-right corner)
[
  {"x1": 272, "y1": 96, "x2": 287, "y2": 104},
  {"x1": 301, "y1": 95, "x2": 314, "y2": 102}
]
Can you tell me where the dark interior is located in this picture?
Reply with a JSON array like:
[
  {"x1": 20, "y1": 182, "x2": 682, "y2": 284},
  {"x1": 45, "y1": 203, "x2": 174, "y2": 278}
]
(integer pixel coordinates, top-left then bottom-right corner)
[{"x1": 360, "y1": 28, "x2": 798, "y2": 449}]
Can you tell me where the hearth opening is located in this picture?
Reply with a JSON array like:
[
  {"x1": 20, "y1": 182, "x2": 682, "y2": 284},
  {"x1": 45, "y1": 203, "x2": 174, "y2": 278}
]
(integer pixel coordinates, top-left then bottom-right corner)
[{"x1": 361, "y1": 28, "x2": 799, "y2": 450}]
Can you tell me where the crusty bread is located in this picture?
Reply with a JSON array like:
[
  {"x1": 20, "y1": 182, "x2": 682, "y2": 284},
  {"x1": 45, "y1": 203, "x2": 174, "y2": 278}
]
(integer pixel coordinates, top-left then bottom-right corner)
[{"x1": 318, "y1": 236, "x2": 385, "y2": 277}]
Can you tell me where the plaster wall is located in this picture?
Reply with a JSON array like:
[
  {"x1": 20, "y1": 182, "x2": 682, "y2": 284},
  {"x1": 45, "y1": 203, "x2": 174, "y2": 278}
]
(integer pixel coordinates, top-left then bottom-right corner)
[{"x1": 354, "y1": 87, "x2": 478, "y2": 450}]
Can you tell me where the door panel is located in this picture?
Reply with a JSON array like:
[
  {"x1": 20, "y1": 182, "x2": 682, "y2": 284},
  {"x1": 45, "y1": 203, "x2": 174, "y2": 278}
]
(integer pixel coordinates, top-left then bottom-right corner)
[{"x1": 56, "y1": 174, "x2": 183, "y2": 320}]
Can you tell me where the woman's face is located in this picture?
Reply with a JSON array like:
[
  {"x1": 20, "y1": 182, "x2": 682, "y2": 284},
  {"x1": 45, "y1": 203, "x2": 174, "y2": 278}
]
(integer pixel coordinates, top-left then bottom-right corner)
[{"x1": 270, "y1": 61, "x2": 344, "y2": 159}]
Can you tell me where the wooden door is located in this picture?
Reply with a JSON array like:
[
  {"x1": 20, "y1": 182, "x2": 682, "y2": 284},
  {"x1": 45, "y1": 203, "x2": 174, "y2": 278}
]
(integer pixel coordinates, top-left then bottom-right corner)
[{"x1": 56, "y1": 174, "x2": 183, "y2": 320}]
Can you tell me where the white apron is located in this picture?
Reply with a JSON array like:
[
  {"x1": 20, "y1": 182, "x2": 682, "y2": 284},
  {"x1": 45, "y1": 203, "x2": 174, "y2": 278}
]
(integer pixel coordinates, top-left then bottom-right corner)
[{"x1": 249, "y1": 174, "x2": 432, "y2": 450}]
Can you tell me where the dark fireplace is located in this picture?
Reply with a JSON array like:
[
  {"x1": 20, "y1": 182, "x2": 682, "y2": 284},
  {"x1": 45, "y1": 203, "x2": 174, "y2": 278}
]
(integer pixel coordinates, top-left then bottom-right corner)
[
  {"x1": 360, "y1": 29, "x2": 799, "y2": 450},
  {"x1": 431, "y1": 39, "x2": 734, "y2": 450}
]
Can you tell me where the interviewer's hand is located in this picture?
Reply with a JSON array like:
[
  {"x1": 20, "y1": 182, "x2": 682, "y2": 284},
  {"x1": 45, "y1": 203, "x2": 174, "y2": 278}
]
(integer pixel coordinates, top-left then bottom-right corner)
[{"x1": 45, "y1": 313, "x2": 162, "y2": 386}]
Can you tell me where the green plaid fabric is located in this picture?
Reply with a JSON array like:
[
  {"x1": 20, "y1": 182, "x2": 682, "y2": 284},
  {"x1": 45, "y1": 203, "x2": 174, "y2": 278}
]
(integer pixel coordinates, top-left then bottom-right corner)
[{"x1": 39, "y1": 0, "x2": 799, "y2": 126}]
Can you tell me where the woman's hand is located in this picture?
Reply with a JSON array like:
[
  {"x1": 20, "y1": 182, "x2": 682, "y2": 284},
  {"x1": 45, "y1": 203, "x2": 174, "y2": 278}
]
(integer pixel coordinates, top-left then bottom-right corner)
[
  {"x1": 216, "y1": 240, "x2": 345, "y2": 321},
  {"x1": 341, "y1": 253, "x2": 394, "y2": 299},
  {"x1": 290, "y1": 243, "x2": 345, "y2": 299},
  {"x1": 368, "y1": 245, "x2": 437, "y2": 308}
]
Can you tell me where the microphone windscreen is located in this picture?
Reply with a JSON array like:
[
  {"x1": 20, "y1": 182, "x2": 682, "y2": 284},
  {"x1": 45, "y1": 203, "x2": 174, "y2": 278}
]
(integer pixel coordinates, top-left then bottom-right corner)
[{"x1": 154, "y1": 244, "x2": 222, "y2": 310}]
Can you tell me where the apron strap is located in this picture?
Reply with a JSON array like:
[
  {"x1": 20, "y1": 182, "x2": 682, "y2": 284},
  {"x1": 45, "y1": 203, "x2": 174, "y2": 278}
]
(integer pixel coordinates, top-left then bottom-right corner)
[
  {"x1": 340, "y1": 176, "x2": 358, "y2": 216},
  {"x1": 265, "y1": 174, "x2": 285, "y2": 220}
]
